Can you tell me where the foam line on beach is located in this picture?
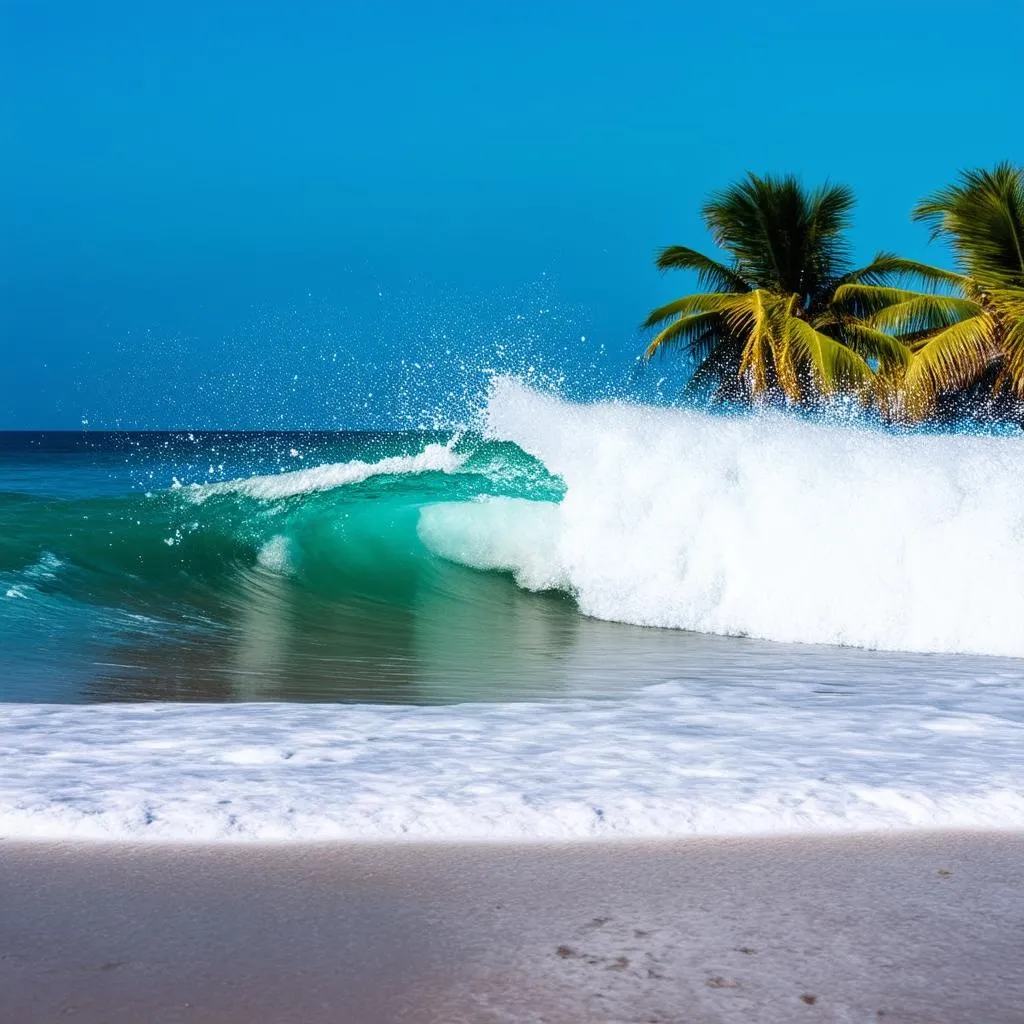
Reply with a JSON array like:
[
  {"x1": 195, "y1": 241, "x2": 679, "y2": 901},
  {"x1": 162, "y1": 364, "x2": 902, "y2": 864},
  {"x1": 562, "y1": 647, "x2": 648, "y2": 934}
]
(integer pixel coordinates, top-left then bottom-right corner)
[{"x1": 2, "y1": 679, "x2": 1022, "y2": 841}]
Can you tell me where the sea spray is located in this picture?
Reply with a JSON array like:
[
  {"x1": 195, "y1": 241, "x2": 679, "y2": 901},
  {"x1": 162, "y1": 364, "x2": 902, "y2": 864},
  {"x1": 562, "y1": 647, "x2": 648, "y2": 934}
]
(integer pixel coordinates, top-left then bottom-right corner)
[{"x1": 419, "y1": 377, "x2": 1024, "y2": 657}]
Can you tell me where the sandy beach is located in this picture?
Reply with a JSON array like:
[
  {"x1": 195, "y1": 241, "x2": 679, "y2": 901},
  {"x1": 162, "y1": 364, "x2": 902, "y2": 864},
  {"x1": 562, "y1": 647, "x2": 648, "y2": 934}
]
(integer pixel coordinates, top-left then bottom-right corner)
[{"x1": 2, "y1": 831, "x2": 1021, "y2": 1023}]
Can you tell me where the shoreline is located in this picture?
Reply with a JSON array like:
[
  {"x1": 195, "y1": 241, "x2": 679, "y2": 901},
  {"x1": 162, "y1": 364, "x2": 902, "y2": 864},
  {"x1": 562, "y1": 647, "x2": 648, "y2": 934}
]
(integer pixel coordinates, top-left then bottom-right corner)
[
  {"x1": 3, "y1": 823, "x2": 1024, "y2": 848},
  {"x1": 3, "y1": 831, "x2": 1022, "y2": 1022},
  {"x1": 5, "y1": 693, "x2": 1022, "y2": 842}
]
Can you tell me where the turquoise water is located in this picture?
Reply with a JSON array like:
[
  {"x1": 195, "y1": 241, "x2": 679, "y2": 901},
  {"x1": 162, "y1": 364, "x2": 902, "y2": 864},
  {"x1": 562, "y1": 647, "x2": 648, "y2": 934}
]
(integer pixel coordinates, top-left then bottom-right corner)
[
  {"x1": 7, "y1": 390, "x2": 1024, "y2": 711},
  {"x1": 0, "y1": 429, "x2": 684, "y2": 703},
  {"x1": 6, "y1": 413, "x2": 1024, "y2": 843}
]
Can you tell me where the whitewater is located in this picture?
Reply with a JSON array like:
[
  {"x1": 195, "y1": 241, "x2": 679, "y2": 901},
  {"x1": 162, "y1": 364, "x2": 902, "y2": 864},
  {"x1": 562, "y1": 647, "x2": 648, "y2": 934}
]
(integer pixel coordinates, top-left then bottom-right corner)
[
  {"x1": 190, "y1": 441, "x2": 465, "y2": 500},
  {"x1": 4, "y1": 668, "x2": 1023, "y2": 840},
  {"x1": 2, "y1": 379, "x2": 1024, "y2": 841},
  {"x1": 423, "y1": 378, "x2": 1024, "y2": 658}
]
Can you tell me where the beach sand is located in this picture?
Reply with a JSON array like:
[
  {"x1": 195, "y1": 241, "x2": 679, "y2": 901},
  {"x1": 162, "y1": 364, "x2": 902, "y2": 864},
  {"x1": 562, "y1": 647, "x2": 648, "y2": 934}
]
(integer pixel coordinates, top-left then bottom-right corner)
[{"x1": 1, "y1": 832, "x2": 1021, "y2": 1023}]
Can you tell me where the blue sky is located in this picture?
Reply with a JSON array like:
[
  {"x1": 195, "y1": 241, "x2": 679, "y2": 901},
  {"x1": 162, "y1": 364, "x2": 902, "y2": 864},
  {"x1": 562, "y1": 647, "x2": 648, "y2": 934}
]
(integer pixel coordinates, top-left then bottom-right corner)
[{"x1": 2, "y1": 0, "x2": 1021, "y2": 428}]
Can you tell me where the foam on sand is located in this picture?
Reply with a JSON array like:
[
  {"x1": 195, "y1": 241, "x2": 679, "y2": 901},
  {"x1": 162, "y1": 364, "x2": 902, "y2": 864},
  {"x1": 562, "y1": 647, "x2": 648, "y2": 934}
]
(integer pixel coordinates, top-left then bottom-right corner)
[{"x1": 2, "y1": 662, "x2": 1022, "y2": 840}]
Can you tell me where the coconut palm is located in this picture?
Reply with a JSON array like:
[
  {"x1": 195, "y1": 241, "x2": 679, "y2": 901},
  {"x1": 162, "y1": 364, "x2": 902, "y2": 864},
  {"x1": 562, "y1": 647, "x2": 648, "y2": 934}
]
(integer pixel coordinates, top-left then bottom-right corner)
[
  {"x1": 642, "y1": 172, "x2": 907, "y2": 404},
  {"x1": 834, "y1": 163, "x2": 1024, "y2": 420}
]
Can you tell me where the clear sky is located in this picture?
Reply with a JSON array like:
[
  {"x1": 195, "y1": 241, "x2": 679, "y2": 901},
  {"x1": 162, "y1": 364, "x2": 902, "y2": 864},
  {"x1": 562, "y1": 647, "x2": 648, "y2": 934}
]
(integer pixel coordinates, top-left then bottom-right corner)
[{"x1": 2, "y1": 0, "x2": 1021, "y2": 428}]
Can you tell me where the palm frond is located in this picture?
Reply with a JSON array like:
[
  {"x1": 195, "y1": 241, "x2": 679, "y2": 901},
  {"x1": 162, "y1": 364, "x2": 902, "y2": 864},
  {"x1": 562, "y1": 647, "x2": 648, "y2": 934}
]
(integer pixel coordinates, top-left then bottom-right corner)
[
  {"x1": 641, "y1": 292, "x2": 741, "y2": 329},
  {"x1": 914, "y1": 163, "x2": 1024, "y2": 289},
  {"x1": 835, "y1": 252, "x2": 966, "y2": 291},
  {"x1": 653, "y1": 246, "x2": 751, "y2": 292},
  {"x1": 643, "y1": 311, "x2": 728, "y2": 361},
  {"x1": 870, "y1": 294, "x2": 982, "y2": 335},
  {"x1": 899, "y1": 314, "x2": 998, "y2": 417},
  {"x1": 995, "y1": 317, "x2": 1024, "y2": 398},
  {"x1": 833, "y1": 321, "x2": 912, "y2": 369},
  {"x1": 732, "y1": 290, "x2": 779, "y2": 397},
  {"x1": 832, "y1": 284, "x2": 943, "y2": 319},
  {"x1": 988, "y1": 286, "x2": 1024, "y2": 319},
  {"x1": 783, "y1": 314, "x2": 873, "y2": 396},
  {"x1": 833, "y1": 252, "x2": 903, "y2": 287}
]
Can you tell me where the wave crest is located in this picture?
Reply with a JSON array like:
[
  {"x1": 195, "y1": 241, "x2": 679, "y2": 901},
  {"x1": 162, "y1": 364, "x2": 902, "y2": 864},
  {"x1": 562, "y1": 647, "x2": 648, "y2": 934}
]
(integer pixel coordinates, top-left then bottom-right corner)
[{"x1": 189, "y1": 442, "x2": 465, "y2": 501}]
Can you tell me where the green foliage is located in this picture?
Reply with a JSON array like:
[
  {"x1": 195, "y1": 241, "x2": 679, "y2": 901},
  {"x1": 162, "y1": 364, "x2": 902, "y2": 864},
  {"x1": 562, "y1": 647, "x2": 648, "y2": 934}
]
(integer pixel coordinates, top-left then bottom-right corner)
[
  {"x1": 850, "y1": 164, "x2": 1024, "y2": 418},
  {"x1": 643, "y1": 172, "x2": 898, "y2": 404},
  {"x1": 914, "y1": 164, "x2": 1024, "y2": 290},
  {"x1": 644, "y1": 165, "x2": 1024, "y2": 421}
]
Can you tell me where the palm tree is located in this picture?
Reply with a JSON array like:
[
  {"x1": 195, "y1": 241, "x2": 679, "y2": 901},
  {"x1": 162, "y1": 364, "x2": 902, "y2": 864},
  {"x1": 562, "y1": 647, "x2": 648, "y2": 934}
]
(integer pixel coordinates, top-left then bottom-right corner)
[
  {"x1": 834, "y1": 163, "x2": 1024, "y2": 420},
  {"x1": 642, "y1": 173, "x2": 906, "y2": 405}
]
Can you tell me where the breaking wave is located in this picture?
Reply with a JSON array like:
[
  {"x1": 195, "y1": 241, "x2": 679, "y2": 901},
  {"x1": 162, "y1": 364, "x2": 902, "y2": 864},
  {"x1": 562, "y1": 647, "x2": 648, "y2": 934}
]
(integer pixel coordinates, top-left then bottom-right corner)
[
  {"x1": 420, "y1": 378, "x2": 1024, "y2": 657},
  {"x1": 5, "y1": 379, "x2": 1024, "y2": 659}
]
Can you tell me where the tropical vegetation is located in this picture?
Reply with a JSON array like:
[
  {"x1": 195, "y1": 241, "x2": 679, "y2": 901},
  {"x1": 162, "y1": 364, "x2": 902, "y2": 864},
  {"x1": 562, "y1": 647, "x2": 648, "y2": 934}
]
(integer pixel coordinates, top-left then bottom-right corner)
[{"x1": 643, "y1": 164, "x2": 1024, "y2": 423}]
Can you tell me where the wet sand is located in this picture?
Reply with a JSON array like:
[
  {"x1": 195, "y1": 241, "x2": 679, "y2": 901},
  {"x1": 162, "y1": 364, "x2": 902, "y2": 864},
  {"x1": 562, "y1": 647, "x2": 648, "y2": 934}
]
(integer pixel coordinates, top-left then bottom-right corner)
[{"x1": 1, "y1": 832, "x2": 1022, "y2": 1023}]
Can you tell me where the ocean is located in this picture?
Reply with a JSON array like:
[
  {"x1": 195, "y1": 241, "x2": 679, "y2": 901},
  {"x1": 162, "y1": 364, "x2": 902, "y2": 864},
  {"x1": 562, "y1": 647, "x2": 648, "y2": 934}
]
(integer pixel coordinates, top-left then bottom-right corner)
[{"x1": 2, "y1": 378, "x2": 1023, "y2": 840}]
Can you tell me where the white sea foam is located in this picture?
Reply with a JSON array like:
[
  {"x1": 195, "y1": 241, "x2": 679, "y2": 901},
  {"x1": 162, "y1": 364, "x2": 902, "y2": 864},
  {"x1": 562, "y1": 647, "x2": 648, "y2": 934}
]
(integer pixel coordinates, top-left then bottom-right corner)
[
  {"x1": 1, "y1": 666, "x2": 1022, "y2": 840},
  {"x1": 421, "y1": 378, "x2": 1024, "y2": 657},
  {"x1": 420, "y1": 497, "x2": 567, "y2": 592},
  {"x1": 190, "y1": 442, "x2": 464, "y2": 501},
  {"x1": 23, "y1": 552, "x2": 64, "y2": 580},
  {"x1": 256, "y1": 535, "x2": 292, "y2": 573},
  {"x1": 2, "y1": 552, "x2": 65, "y2": 601}
]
